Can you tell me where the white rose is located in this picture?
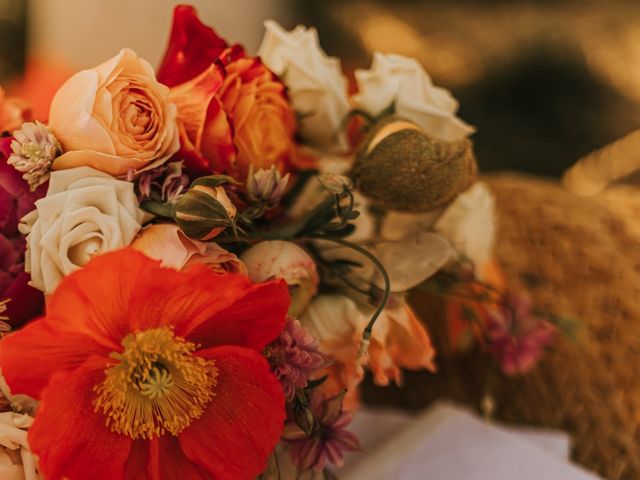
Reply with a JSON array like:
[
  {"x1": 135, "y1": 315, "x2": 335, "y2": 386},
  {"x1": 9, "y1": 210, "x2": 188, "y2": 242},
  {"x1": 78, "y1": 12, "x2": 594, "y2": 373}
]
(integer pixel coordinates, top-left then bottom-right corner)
[
  {"x1": 352, "y1": 52, "x2": 475, "y2": 142},
  {"x1": 20, "y1": 166, "x2": 145, "y2": 295},
  {"x1": 435, "y1": 182, "x2": 496, "y2": 273},
  {"x1": 258, "y1": 20, "x2": 351, "y2": 151}
]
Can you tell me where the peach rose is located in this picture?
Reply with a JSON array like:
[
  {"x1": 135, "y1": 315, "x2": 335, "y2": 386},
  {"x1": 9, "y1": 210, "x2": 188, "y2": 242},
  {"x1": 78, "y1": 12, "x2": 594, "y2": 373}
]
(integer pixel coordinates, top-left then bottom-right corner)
[
  {"x1": 132, "y1": 223, "x2": 246, "y2": 275},
  {"x1": 48, "y1": 48, "x2": 180, "y2": 177}
]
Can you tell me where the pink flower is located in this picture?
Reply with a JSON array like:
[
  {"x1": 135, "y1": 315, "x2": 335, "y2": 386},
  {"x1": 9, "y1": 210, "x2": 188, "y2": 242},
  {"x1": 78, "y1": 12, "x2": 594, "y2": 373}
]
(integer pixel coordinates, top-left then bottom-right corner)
[
  {"x1": 486, "y1": 294, "x2": 556, "y2": 376},
  {"x1": 0, "y1": 137, "x2": 45, "y2": 326},
  {"x1": 266, "y1": 317, "x2": 326, "y2": 400},
  {"x1": 283, "y1": 391, "x2": 362, "y2": 471}
]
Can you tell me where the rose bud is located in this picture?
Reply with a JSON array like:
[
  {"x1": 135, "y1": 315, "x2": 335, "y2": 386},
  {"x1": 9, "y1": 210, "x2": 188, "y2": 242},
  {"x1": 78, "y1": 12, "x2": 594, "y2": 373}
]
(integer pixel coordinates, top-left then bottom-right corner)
[
  {"x1": 351, "y1": 116, "x2": 477, "y2": 212},
  {"x1": 240, "y1": 241, "x2": 318, "y2": 317},
  {"x1": 246, "y1": 165, "x2": 289, "y2": 209},
  {"x1": 175, "y1": 183, "x2": 237, "y2": 241}
]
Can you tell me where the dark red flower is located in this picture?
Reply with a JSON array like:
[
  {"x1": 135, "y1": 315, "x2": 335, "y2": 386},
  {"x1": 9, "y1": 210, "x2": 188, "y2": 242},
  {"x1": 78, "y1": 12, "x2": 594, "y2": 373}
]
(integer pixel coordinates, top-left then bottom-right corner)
[
  {"x1": 0, "y1": 136, "x2": 44, "y2": 326},
  {"x1": 0, "y1": 249, "x2": 291, "y2": 479},
  {"x1": 157, "y1": 5, "x2": 228, "y2": 88}
]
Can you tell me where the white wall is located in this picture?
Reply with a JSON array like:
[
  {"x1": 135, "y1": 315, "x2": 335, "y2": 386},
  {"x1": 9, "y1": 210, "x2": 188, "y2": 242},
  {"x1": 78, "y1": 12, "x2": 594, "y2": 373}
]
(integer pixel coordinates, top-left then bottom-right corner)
[{"x1": 28, "y1": 0, "x2": 290, "y2": 69}]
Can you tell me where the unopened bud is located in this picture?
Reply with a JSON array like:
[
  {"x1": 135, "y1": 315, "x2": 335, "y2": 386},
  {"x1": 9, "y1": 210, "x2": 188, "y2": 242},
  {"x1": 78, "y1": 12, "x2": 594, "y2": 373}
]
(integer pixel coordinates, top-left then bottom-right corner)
[{"x1": 175, "y1": 184, "x2": 237, "y2": 241}]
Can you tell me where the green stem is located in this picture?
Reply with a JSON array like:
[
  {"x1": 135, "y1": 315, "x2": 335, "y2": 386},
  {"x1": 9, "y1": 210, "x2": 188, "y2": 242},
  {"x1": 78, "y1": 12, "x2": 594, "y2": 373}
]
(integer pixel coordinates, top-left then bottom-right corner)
[
  {"x1": 141, "y1": 200, "x2": 176, "y2": 219},
  {"x1": 309, "y1": 235, "x2": 391, "y2": 351}
]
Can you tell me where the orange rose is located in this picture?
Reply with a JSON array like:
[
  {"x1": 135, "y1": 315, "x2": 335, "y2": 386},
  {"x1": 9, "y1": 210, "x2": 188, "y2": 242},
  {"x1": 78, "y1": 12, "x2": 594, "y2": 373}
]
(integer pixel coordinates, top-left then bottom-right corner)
[
  {"x1": 48, "y1": 49, "x2": 180, "y2": 177},
  {"x1": 158, "y1": 6, "x2": 297, "y2": 181},
  {"x1": 218, "y1": 52, "x2": 297, "y2": 180}
]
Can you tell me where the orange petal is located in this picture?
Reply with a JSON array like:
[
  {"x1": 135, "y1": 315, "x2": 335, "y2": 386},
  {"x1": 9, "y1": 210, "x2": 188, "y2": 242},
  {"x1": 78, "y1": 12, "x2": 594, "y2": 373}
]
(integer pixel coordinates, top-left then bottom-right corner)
[
  {"x1": 179, "y1": 346, "x2": 285, "y2": 479},
  {"x1": 186, "y1": 279, "x2": 289, "y2": 350},
  {"x1": 28, "y1": 356, "x2": 133, "y2": 480}
]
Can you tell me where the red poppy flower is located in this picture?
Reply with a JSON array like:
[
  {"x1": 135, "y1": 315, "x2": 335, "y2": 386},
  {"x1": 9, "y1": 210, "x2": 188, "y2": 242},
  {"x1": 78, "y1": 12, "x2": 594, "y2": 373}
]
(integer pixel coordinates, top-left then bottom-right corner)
[{"x1": 0, "y1": 248, "x2": 290, "y2": 479}]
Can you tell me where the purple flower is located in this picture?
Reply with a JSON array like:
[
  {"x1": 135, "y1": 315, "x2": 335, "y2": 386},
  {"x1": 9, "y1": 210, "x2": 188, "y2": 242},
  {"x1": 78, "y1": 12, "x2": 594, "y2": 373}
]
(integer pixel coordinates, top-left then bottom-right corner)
[
  {"x1": 246, "y1": 165, "x2": 289, "y2": 209},
  {"x1": 266, "y1": 317, "x2": 326, "y2": 400},
  {"x1": 283, "y1": 391, "x2": 362, "y2": 471},
  {"x1": 486, "y1": 294, "x2": 556, "y2": 376},
  {"x1": 0, "y1": 136, "x2": 45, "y2": 326},
  {"x1": 137, "y1": 160, "x2": 189, "y2": 203}
]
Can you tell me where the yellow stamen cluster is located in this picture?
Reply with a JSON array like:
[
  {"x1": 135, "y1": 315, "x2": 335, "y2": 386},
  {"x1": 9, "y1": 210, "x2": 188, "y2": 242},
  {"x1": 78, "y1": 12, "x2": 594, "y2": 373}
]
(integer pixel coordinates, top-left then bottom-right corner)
[{"x1": 94, "y1": 327, "x2": 217, "y2": 439}]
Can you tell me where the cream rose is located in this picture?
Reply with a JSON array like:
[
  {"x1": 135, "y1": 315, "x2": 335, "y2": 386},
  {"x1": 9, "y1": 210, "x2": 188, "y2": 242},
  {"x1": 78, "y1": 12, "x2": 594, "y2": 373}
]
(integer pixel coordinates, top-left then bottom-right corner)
[
  {"x1": 258, "y1": 20, "x2": 351, "y2": 151},
  {"x1": 352, "y1": 52, "x2": 474, "y2": 142},
  {"x1": 20, "y1": 166, "x2": 145, "y2": 294},
  {"x1": 48, "y1": 48, "x2": 180, "y2": 177}
]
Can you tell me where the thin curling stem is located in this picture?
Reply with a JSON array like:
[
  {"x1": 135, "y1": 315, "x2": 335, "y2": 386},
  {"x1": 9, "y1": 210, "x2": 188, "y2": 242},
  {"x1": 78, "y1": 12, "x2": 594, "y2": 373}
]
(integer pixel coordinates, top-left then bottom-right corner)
[{"x1": 309, "y1": 235, "x2": 391, "y2": 358}]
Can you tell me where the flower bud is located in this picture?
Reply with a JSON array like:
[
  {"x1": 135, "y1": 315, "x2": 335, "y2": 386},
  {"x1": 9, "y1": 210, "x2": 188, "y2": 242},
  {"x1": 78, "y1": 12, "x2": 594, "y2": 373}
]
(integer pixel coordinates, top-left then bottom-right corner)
[
  {"x1": 240, "y1": 241, "x2": 318, "y2": 317},
  {"x1": 246, "y1": 165, "x2": 289, "y2": 209},
  {"x1": 317, "y1": 173, "x2": 352, "y2": 194},
  {"x1": 294, "y1": 405, "x2": 316, "y2": 437},
  {"x1": 175, "y1": 184, "x2": 237, "y2": 241}
]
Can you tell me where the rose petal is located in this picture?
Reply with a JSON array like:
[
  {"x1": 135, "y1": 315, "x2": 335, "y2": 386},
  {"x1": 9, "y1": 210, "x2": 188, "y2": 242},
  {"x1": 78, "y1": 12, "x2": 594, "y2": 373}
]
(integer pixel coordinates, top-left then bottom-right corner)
[{"x1": 157, "y1": 5, "x2": 229, "y2": 88}]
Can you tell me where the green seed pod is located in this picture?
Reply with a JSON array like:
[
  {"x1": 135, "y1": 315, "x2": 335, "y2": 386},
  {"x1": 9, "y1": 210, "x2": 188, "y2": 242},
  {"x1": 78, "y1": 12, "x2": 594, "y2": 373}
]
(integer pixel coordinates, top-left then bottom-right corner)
[{"x1": 351, "y1": 116, "x2": 477, "y2": 212}]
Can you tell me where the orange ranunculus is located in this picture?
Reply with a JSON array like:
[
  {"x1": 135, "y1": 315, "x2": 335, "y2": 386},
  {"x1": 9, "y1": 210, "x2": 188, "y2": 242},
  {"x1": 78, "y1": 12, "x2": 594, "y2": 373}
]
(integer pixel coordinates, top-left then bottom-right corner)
[
  {"x1": 158, "y1": 5, "x2": 297, "y2": 180},
  {"x1": 0, "y1": 249, "x2": 290, "y2": 479}
]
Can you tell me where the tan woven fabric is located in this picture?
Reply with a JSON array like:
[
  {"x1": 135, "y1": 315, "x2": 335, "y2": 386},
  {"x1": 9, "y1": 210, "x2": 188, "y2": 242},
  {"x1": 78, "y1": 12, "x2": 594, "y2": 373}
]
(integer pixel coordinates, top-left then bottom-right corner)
[{"x1": 362, "y1": 173, "x2": 640, "y2": 479}]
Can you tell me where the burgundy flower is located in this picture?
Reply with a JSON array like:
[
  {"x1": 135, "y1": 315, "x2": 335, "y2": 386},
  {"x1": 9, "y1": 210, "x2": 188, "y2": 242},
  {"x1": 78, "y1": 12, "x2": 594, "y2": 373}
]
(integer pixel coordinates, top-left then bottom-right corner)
[
  {"x1": 0, "y1": 136, "x2": 45, "y2": 326},
  {"x1": 283, "y1": 391, "x2": 362, "y2": 471},
  {"x1": 486, "y1": 294, "x2": 556, "y2": 376},
  {"x1": 266, "y1": 317, "x2": 326, "y2": 401}
]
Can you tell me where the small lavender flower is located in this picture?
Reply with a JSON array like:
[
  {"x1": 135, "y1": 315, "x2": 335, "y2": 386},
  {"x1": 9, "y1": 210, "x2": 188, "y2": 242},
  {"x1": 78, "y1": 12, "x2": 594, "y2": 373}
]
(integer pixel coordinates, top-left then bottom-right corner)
[
  {"x1": 283, "y1": 391, "x2": 362, "y2": 471},
  {"x1": 8, "y1": 121, "x2": 61, "y2": 191},
  {"x1": 247, "y1": 165, "x2": 289, "y2": 209},
  {"x1": 161, "y1": 161, "x2": 189, "y2": 203},
  {"x1": 266, "y1": 317, "x2": 326, "y2": 400},
  {"x1": 137, "y1": 161, "x2": 188, "y2": 203}
]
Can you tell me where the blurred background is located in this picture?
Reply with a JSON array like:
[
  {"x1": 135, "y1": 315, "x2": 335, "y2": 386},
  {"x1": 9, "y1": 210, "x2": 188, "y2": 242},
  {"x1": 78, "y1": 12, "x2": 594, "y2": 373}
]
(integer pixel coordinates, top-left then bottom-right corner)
[{"x1": 2, "y1": 0, "x2": 640, "y2": 176}]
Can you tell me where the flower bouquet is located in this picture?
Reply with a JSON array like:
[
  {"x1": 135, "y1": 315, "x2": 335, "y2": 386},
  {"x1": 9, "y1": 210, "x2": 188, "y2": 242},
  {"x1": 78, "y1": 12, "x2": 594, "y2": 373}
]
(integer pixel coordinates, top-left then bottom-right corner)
[{"x1": 0, "y1": 5, "x2": 563, "y2": 479}]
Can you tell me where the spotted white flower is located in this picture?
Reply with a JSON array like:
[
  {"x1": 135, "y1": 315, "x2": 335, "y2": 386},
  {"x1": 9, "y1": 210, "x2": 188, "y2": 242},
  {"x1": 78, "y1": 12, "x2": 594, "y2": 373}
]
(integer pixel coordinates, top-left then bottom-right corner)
[{"x1": 8, "y1": 121, "x2": 61, "y2": 191}]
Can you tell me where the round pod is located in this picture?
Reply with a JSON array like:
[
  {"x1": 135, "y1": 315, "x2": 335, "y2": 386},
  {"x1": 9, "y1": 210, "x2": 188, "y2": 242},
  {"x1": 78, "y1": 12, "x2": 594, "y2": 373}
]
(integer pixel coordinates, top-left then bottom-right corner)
[{"x1": 351, "y1": 116, "x2": 477, "y2": 212}]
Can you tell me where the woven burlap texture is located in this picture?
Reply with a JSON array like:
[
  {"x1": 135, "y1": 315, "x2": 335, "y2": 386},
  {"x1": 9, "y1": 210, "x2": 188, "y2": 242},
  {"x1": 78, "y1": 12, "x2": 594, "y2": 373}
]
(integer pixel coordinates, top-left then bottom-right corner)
[{"x1": 362, "y1": 173, "x2": 640, "y2": 480}]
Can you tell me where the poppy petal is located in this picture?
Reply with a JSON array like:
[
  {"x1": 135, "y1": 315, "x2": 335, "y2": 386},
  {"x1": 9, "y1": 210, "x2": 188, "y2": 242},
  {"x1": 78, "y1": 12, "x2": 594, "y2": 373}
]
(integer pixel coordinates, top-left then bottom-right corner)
[
  {"x1": 127, "y1": 263, "x2": 248, "y2": 335},
  {"x1": 124, "y1": 437, "x2": 210, "y2": 480},
  {"x1": 28, "y1": 356, "x2": 132, "y2": 480},
  {"x1": 179, "y1": 346, "x2": 285, "y2": 480},
  {"x1": 0, "y1": 317, "x2": 111, "y2": 398},
  {"x1": 46, "y1": 248, "x2": 155, "y2": 350},
  {"x1": 186, "y1": 279, "x2": 289, "y2": 350}
]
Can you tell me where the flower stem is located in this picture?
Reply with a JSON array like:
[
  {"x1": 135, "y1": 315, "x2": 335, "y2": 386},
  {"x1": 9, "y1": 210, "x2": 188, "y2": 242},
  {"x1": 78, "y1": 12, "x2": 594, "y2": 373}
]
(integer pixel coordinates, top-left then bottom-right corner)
[
  {"x1": 309, "y1": 235, "x2": 391, "y2": 358},
  {"x1": 140, "y1": 200, "x2": 176, "y2": 219}
]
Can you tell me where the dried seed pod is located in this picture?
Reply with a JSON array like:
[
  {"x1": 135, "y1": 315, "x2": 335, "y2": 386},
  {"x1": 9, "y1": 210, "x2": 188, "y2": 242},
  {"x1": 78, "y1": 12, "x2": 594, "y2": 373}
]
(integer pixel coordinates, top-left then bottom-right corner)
[{"x1": 351, "y1": 116, "x2": 477, "y2": 211}]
